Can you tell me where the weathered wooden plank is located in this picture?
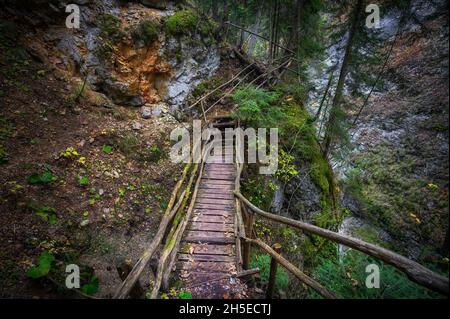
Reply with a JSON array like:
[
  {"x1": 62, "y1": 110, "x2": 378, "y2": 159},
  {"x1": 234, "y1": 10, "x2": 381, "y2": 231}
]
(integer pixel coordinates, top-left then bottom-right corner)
[
  {"x1": 199, "y1": 184, "x2": 234, "y2": 191},
  {"x1": 194, "y1": 203, "x2": 235, "y2": 210},
  {"x1": 177, "y1": 261, "x2": 236, "y2": 273},
  {"x1": 201, "y1": 179, "x2": 235, "y2": 186},
  {"x1": 207, "y1": 158, "x2": 235, "y2": 164},
  {"x1": 180, "y1": 243, "x2": 235, "y2": 256},
  {"x1": 183, "y1": 236, "x2": 235, "y2": 244},
  {"x1": 205, "y1": 164, "x2": 235, "y2": 169},
  {"x1": 197, "y1": 192, "x2": 234, "y2": 200},
  {"x1": 193, "y1": 208, "x2": 234, "y2": 219},
  {"x1": 203, "y1": 173, "x2": 235, "y2": 181},
  {"x1": 204, "y1": 168, "x2": 235, "y2": 173},
  {"x1": 178, "y1": 253, "x2": 235, "y2": 263},
  {"x1": 176, "y1": 149, "x2": 240, "y2": 294},
  {"x1": 192, "y1": 214, "x2": 234, "y2": 224},
  {"x1": 188, "y1": 221, "x2": 234, "y2": 232},
  {"x1": 180, "y1": 272, "x2": 229, "y2": 284},
  {"x1": 185, "y1": 230, "x2": 234, "y2": 238},
  {"x1": 196, "y1": 198, "x2": 234, "y2": 205}
]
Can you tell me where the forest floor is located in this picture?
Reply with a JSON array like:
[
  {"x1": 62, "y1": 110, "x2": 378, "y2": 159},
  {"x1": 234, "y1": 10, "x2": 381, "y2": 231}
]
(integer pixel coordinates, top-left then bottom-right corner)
[
  {"x1": 0, "y1": 22, "x2": 184, "y2": 298},
  {"x1": 0, "y1": 14, "x2": 250, "y2": 297}
]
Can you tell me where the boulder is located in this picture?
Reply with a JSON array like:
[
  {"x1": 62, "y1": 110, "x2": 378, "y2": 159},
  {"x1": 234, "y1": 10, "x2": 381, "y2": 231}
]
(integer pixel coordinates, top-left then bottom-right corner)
[
  {"x1": 141, "y1": 105, "x2": 152, "y2": 119},
  {"x1": 102, "y1": 80, "x2": 145, "y2": 107}
]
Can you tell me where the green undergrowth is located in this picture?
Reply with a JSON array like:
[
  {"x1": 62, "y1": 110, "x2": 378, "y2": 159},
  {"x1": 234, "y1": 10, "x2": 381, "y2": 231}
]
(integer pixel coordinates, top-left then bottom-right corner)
[
  {"x1": 309, "y1": 250, "x2": 444, "y2": 299},
  {"x1": 250, "y1": 253, "x2": 289, "y2": 295},
  {"x1": 345, "y1": 141, "x2": 449, "y2": 261},
  {"x1": 233, "y1": 85, "x2": 341, "y2": 291},
  {"x1": 232, "y1": 85, "x2": 335, "y2": 219}
]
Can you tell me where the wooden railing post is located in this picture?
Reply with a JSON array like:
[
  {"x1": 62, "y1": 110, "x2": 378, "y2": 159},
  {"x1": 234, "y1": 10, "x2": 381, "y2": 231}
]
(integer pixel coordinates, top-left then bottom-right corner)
[
  {"x1": 242, "y1": 204, "x2": 254, "y2": 270},
  {"x1": 242, "y1": 205, "x2": 254, "y2": 269},
  {"x1": 266, "y1": 243, "x2": 282, "y2": 299}
]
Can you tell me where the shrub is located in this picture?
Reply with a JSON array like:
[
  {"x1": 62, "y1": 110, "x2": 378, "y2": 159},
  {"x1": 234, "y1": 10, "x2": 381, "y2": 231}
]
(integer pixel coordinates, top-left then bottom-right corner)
[
  {"x1": 231, "y1": 85, "x2": 284, "y2": 128},
  {"x1": 27, "y1": 251, "x2": 54, "y2": 279},
  {"x1": 29, "y1": 203, "x2": 58, "y2": 225},
  {"x1": 147, "y1": 144, "x2": 162, "y2": 162},
  {"x1": 98, "y1": 14, "x2": 123, "y2": 43},
  {"x1": 134, "y1": 20, "x2": 160, "y2": 45},
  {"x1": 27, "y1": 171, "x2": 57, "y2": 185}
]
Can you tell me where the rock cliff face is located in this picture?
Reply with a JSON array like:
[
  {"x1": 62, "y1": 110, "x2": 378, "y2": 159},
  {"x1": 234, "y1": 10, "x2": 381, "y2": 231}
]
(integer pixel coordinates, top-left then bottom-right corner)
[
  {"x1": 163, "y1": 34, "x2": 220, "y2": 114},
  {"x1": 2, "y1": 0, "x2": 220, "y2": 115},
  {"x1": 305, "y1": 0, "x2": 449, "y2": 261}
]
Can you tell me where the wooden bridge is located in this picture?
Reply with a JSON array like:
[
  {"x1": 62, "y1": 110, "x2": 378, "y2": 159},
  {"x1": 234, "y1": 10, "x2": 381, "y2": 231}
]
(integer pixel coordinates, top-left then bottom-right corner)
[{"x1": 113, "y1": 116, "x2": 449, "y2": 299}]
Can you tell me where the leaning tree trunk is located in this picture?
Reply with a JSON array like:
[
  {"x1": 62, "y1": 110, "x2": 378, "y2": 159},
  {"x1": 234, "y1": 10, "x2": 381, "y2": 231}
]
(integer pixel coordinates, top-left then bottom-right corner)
[{"x1": 322, "y1": 0, "x2": 364, "y2": 157}]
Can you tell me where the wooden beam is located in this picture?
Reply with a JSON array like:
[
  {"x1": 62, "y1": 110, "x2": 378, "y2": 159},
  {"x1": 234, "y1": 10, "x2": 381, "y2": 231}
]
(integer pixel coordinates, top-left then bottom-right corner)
[
  {"x1": 266, "y1": 243, "x2": 282, "y2": 299},
  {"x1": 225, "y1": 21, "x2": 296, "y2": 56},
  {"x1": 188, "y1": 63, "x2": 254, "y2": 110},
  {"x1": 244, "y1": 237, "x2": 338, "y2": 299},
  {"x1": 235, "y1": 191, "x2": 449, "y2": 296}
]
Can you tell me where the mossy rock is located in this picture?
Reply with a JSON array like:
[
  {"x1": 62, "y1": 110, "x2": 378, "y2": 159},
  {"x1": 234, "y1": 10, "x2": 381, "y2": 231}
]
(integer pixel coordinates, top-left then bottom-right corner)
[
  {"x1": 134, "y1": 19, "x2": 160, "y2": 46},
  {"x1": 99, "y1": 14, "x2": 124, "y2": 44},
  {"x1": 164, "y1": 10, "x2": 199, "y2": 36}
]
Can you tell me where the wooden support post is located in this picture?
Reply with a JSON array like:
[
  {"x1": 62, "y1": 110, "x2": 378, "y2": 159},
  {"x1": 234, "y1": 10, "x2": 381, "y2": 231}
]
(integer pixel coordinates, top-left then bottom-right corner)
[
  {"x1": 242, "y1": 204, "x2": 254, "y2": 270},
  {"x1": 266, "y1": 243, "x2": 282, "y2": 299}
]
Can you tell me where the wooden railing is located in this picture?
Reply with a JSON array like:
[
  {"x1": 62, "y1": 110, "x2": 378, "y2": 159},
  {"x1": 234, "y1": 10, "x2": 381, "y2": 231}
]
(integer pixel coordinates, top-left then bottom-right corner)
[
  {"x1": 114, "y1": 127, "x2": 213, "y2": 299},
  {"x1": 233, "y1": 164, "x2": 449, "y2": 298}
]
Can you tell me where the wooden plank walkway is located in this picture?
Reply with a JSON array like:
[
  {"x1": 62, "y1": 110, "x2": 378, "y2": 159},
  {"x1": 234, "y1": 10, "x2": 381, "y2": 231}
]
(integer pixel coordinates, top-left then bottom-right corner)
[{"x1": 176, "y1": 130, "x2": 247, "y2": 298}]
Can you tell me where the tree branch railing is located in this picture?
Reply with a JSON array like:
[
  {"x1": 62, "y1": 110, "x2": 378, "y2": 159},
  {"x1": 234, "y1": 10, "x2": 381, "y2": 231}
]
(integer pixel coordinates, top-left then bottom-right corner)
[
  {"x1": 113, "y1": 126, "x2": 211, "y2": 299},
  {"x1": 234, "y1": 191, "x2": 449, "y2": 297}
]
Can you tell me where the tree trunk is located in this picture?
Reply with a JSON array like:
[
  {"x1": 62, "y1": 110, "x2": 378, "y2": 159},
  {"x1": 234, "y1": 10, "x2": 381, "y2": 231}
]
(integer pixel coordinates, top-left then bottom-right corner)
[
  {"x1": 220, "y1": 0, "x2": 229, "y2": 30},
  {"x1": 211, "y1": 0, "x2": 219, "y2": 21},
  {"x1": 237, "y1": 0, "x2": 247, "y2": 49},
  {"x1": 247, "y1": 4, "x2": 262, "y2": 56},
  {"x1": 322, "y1": 0, "x2": 364, "y2": 157},
  {"x1": 287, "y1": 0, "x2": 305, "y2": 52}
]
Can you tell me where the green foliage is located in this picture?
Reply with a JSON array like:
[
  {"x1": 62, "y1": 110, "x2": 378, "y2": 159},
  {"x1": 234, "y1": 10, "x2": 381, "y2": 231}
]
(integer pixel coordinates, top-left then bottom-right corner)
[
  {"x1": 99, "y1": 14, "x2": 123, "y2": 43},
  {"x1": 310, "y1": 161, "x2": 330, "y2": 195},
  {"x1": 0, "y1": 144, "x2": 7, "y2": 163},
  {"x1": 276, "y1": 149, "x2": 298, "y2": 183},
  {"x1": 26, "y1": 251, "x2": 54, "y2": 279},
  {"x1": 310, "y1": 250, "x2": 443, "y2": 299},
  {"x1": 117, "y1": 132, "x2": 140, "y2": 157},
  {"x1": 78, "y1": 176, "x2": 89, "y2": 186},
  {"x1": 134, "y1": 19, "x2": 160, "y2": 45},
  {"x1": 147, "y1": 144, "x2": 163, "y2": 162},
  {"x1": 242, "y1": 177, "x2": 272, "y2": 211},
  {"x1": 30, "y1": 204, "x2": 58, "y2": 225},
  {"x1": 231, "y1": 85, "x2": 284, "y2": 128},
  {"x1": 27, "y1": 171, "x2": 57, "y2": 185},
  {"x1": 102, "y1": 144, "x2": 113, "y2": 154},
  {"x1": 81, "y1": 275, "x2": 99, "y2": 295},
  {"x1": 60, "y1": 147, "x2": 80, "y2": 159},
  {"x1": 164, "y1": 10, "x2": 199, "y2": 36},
  {"x1": 345, "y1": 141, "x2": 449, "y2": 258},
  {"x1": 179, "y1": 291, "x2": 193, "y2": 299},
  {"x1": 250, "y1": 253, "x2": 289, "y2": 293},
  {"x1": 94, "y1": 14, "x2": 123, "y2": 62}
]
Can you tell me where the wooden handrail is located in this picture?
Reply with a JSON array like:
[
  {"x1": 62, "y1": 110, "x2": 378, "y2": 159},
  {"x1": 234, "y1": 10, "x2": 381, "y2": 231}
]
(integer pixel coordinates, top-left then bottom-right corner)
[
  {"x1": 243, "y1": 237, "x2": 339, "y2": 299},
  {"x1": 234, "y1": 191, "x2": 449, "y2": 296}
]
